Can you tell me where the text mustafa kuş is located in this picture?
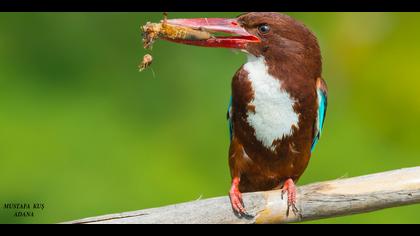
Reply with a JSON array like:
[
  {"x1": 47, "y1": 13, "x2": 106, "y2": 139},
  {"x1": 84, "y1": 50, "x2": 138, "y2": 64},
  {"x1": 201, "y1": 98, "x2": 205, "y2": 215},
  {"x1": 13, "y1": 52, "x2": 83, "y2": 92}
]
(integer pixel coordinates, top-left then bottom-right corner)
[{"x1": 3, "y1": 203, "x2": 45, "y2": 217}]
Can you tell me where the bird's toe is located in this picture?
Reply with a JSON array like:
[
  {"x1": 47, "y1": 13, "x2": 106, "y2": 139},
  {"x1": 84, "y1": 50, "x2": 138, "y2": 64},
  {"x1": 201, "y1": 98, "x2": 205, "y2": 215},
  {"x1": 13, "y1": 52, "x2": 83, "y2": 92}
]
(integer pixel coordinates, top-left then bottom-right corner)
[{"x1": 229, "y1": 190, "x2": 246, "y2": 215}]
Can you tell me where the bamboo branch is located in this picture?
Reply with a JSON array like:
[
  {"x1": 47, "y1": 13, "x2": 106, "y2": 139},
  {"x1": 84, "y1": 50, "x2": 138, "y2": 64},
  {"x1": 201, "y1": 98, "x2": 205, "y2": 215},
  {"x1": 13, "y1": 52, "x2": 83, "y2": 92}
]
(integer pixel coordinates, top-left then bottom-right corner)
[{"x1": 63, "y1": 166, "x2": 420, "y2": 224}]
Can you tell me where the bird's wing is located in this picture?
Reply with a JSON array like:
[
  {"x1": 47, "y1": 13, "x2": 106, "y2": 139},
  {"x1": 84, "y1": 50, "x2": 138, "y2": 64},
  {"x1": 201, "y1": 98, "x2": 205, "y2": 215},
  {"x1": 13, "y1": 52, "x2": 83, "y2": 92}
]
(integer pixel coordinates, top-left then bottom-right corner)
[
  {"x1": 227, "y1": 96, "x2": 233, "y2": 141},
  {"x1": 311, "y1": 77, "x2": 328, "y2": 152}
]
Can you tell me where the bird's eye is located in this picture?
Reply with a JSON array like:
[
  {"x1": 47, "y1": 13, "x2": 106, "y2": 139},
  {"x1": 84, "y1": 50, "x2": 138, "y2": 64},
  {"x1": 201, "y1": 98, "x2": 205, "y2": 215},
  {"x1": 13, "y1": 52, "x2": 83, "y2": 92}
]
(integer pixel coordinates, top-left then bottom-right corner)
[{"x1": 258, "y1": 24, "x2": 270, "y2": 34}]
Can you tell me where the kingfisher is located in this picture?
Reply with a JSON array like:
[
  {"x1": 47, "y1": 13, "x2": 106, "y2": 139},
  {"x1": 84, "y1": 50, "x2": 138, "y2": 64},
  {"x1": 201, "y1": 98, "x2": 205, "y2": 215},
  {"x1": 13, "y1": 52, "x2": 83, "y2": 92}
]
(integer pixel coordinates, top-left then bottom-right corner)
[{"x1": 162, "y1": 12, "x2": 328, "y2": 215}]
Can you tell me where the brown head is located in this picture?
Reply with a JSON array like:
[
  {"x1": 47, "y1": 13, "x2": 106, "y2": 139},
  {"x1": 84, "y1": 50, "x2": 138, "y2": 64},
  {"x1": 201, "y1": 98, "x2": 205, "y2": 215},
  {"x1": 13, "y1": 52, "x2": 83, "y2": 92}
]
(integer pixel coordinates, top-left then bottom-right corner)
[{"x1": 237, "y1": 12, "x2": 322, "y2": 77}]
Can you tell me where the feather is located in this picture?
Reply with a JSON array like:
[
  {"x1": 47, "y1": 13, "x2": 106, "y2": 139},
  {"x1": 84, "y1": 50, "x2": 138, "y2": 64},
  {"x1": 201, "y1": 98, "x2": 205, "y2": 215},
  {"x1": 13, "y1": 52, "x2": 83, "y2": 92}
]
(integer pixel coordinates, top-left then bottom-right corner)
[
  {"x1": 227, "y1": 96, "x2": 233, "y2": 141},
  {"x1": 311, "y1": 78, "x2": 328, "y2": 152}
]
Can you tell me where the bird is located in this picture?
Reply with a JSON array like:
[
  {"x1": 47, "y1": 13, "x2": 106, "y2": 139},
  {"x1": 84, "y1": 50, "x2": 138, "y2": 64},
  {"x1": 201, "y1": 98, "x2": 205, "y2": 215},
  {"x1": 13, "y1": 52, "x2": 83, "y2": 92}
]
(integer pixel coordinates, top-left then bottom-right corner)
[{"x1": 162, "y1": 12, "x2": 328, "y2": 216}]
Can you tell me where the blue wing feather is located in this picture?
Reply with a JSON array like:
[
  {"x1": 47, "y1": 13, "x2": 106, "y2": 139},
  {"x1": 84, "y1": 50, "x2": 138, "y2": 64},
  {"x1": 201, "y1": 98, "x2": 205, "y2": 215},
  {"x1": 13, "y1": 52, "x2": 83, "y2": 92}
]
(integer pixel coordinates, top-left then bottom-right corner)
[
  {"x1": 311, "y1": 79, "x2": 328, "y2": 152},
  {"x1": 227, "y1": 96, "x2": 233, "y2": 141}
]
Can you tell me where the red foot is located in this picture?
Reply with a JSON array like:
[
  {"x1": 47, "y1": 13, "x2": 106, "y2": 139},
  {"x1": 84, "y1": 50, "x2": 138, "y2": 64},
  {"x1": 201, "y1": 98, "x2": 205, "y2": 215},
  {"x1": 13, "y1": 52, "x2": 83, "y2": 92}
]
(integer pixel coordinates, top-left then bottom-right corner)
[
  {"x1": 229, "y1": 177, "x2": 246, "y2": 214},
  {"x1": 281, "y1": 178, "x2": 299, "y2": 217}
]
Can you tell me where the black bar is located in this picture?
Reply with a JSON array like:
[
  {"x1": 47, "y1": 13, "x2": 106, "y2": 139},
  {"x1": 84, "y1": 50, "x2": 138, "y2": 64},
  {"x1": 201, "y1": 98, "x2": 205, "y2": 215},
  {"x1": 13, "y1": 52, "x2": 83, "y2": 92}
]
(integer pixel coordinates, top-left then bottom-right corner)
[{"x1": 0, "y1": 0, "x2": 418, "y2": 12}]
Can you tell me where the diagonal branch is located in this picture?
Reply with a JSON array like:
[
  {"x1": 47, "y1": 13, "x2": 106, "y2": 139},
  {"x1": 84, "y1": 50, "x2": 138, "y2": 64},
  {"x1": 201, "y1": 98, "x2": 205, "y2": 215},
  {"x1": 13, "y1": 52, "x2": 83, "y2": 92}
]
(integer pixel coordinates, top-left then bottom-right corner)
[{"x1": 63, "y1": 166, "x2": 420, "y2": 224}]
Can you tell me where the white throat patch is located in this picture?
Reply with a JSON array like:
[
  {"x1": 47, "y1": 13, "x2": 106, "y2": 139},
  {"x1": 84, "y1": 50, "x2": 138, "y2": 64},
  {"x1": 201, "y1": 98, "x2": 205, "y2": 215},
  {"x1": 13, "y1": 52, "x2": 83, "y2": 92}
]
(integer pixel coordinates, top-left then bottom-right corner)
[{"x1": 244, "y1": 55, "x2": 300, "y2": 151}]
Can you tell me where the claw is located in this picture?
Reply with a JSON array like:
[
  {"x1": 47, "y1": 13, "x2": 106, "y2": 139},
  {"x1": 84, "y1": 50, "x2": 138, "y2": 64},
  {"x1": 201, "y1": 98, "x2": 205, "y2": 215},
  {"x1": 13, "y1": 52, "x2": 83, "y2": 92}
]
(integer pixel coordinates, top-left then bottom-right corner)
[
  {"x1": 281, "y1": 178, "x2": 300, "y2": 218},
  {"x1": 229, "y1": 190, "x2": 246, "y2": 214}
]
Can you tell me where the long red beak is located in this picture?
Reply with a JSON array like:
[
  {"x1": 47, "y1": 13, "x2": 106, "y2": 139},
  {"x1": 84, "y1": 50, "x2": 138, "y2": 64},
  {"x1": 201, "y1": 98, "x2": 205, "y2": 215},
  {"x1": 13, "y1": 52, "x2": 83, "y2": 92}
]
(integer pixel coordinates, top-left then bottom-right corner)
[{"x1": 162, "y1": 18, "x2": 260, "y2": 49}]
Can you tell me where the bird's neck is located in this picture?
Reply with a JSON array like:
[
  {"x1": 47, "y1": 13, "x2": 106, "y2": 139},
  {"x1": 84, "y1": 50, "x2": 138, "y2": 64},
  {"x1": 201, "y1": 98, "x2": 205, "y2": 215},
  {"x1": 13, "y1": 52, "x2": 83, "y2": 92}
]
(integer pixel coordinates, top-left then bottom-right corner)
[
  {"x1": 244, "y1": 54, "x2": 290, "y2": 83},
  {"x1": 245, "y1": 51, "x2": 321, "y2": 84},
  {"x1": 244, "y1": 55, "x2": 269, "y2": 78}
]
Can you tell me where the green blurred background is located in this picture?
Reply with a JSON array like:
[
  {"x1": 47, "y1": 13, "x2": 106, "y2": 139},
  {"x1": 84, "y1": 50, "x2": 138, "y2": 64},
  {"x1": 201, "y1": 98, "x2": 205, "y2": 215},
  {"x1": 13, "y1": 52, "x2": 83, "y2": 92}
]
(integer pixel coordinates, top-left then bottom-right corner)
[{"x1": 0, "y1": 12, "x2": 419, "y2": 224}]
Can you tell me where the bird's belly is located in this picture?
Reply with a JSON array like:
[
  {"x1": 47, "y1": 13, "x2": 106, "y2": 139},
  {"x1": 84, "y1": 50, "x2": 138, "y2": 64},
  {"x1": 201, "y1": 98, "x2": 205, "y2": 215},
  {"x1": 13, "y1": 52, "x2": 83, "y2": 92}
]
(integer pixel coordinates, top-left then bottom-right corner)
[
  {"x1": 238, "y1": 153, "x2": 310, "y2": 192},
  {"x1": 244, "y1": 56, "x2": 300, "y2": 151}
]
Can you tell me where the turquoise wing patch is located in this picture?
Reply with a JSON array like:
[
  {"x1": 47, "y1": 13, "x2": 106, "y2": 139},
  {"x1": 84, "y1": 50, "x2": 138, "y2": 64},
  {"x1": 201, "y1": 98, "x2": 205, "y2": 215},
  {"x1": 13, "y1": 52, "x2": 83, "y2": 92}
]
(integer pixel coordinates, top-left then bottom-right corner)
[{"x1": 311, "y1": 80, "x2": 328, "y2": 152}]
